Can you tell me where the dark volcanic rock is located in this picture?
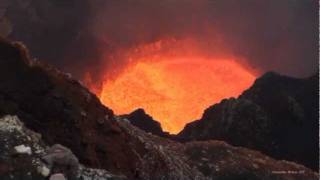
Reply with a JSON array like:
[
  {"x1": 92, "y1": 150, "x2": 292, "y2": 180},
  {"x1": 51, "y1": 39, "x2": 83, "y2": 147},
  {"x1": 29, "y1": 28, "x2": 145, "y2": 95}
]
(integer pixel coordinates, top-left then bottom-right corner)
[
  {"x1": 0, "y1": 115, "x2": 125, "y2": 180},
  {"x1": 0, "y1": 38, "x2": 318, "y2": 179},
  {"x1": 42, "y1": 144, "x2": 79, "y2": 179},
  {"x1": 122, "y1": 109, "x2": 170, "y2": 138},
  {"x1": 1, "y1": 114, "x2": 318, "y2": 180},
  {"x1": 0, "y1": 115, "x2": 47, "y2": 180},
  {"x1": 178, "y1": 71, "x2": 319, "y2": 170},
  {"x1": 118, "y1": 119, "x2": 319, "y2": 180},
  {"x1": 0, "y1": 38, "x2": 141, "y2": 178}
]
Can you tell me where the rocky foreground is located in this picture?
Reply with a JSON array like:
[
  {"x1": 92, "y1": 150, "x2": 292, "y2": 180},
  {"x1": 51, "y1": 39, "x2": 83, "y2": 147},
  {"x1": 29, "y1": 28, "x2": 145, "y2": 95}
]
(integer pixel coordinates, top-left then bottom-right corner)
[
  {"x1": 122, "y1": 71, "x2": 319, "y2": 171},
  {"x1": 0, "y1": 38, "x2": 318, "y2": 179},
  {"x1": 0, "y1": 115, "x2": 126, "y2": 180}
]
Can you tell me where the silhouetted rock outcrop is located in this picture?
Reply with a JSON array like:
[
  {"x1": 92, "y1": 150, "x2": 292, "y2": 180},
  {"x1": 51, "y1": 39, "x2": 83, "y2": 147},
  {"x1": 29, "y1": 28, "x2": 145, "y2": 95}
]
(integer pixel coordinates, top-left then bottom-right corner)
[
  {"x1": 122, "y1": 109, "x2": 170, "y2": 138},
  {"x1": 178, "y1": 71, "x2": 319, "y2": 170},
  {"x1": 0, "y1": 38, "x2": 143, "y2": 178},
  {"x1": 0, "y1": 38, "x2": 318, "y2": 179}
]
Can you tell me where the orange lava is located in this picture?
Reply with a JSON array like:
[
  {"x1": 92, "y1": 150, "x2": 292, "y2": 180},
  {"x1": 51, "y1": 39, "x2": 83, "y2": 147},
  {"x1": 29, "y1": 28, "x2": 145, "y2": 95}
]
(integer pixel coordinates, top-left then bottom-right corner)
[{"x1": 98, "y1": 54, "x2": 255, "y2": 134}]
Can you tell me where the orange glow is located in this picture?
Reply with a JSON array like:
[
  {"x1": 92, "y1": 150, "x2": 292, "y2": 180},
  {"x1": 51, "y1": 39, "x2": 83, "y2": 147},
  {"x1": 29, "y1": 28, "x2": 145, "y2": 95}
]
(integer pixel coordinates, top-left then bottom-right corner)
[
  {"x1": 88, "y1": 39, "x2": 256, "y2": 134},
  {"x1": 97, "y1": 57, "x2": 255, "y2": 134}
]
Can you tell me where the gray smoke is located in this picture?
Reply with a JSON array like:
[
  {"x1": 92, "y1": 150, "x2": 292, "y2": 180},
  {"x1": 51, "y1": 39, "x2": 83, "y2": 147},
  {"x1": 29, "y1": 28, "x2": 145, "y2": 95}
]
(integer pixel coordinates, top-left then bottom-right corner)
[{"x1": 1, "y1": 0, "x2": 318, "y2": 81}]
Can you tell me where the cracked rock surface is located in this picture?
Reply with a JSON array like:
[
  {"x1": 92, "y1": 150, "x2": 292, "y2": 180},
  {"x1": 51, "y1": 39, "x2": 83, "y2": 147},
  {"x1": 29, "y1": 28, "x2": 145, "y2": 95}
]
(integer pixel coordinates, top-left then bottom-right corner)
[{"x1": 0, "y1": 115, "x2": 127, "y2": 180}]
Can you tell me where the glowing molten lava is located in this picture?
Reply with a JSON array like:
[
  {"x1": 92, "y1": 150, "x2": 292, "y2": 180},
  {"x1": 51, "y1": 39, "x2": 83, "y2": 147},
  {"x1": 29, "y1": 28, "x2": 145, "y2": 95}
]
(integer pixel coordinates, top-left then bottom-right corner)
[{"x1": 98, "y1": 53, "x2": 255, "y2": 134}]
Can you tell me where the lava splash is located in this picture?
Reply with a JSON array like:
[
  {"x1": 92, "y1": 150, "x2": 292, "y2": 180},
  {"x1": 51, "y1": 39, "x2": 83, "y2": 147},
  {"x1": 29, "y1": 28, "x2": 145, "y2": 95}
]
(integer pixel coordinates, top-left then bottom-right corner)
[{"x1": 98, "y1": 51, "x2": 255, "y2": 133}]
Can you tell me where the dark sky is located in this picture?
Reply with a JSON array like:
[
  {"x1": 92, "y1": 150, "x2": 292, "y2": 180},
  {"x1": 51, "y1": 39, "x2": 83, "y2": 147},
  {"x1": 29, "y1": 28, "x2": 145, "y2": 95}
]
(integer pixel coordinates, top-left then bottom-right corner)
[{"x1": 1, "y1": 0, "x2": 318, "y2": 80}]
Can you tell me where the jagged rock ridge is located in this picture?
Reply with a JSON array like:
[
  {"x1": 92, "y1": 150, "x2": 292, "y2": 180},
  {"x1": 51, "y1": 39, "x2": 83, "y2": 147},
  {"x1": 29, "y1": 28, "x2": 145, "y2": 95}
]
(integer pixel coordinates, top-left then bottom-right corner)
[
  {"x1": 0, "y1": 38, "x2": 318, "y2": 179},
  {"x1": 177, "y1": 71, "x2": 319, "y2": 170},
  {"x1": 122, "y1": 108, "x2": 171, "y2": 138}
]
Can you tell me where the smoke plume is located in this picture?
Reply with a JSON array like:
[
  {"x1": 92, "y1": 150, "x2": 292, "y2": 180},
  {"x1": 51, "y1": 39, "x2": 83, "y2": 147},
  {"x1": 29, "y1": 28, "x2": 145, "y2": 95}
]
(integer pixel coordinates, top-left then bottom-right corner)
[{"x1": 1, "y1": 0, "x2": 318, "y2": 80}]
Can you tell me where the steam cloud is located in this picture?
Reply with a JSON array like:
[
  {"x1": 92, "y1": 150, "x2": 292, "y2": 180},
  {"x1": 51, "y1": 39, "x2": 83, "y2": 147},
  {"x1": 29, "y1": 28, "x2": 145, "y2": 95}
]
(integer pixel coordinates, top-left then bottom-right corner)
[{"x1": 1, "y1": 0, "x2": 318, "y2": 80}]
